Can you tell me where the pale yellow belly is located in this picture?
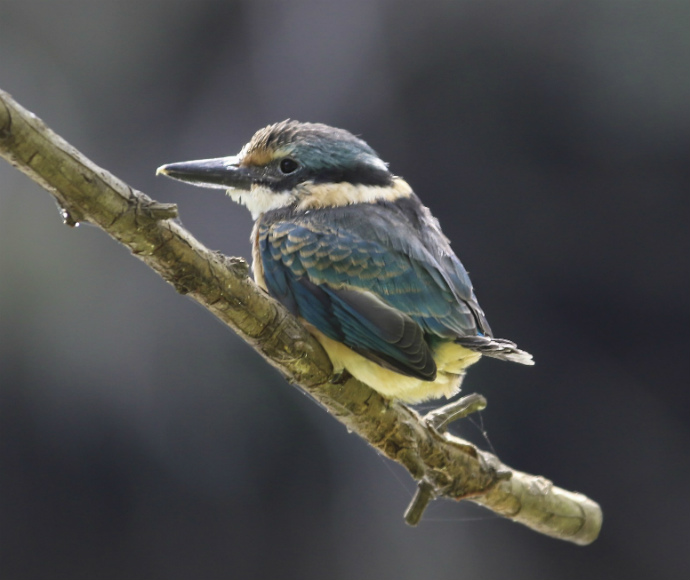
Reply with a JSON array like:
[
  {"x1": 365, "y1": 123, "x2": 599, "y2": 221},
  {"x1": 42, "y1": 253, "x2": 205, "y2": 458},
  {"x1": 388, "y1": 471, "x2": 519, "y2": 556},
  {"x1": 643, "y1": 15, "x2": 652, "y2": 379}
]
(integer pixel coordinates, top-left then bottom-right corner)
[{"x1": 309, "y1": 326, "x2": 481, "y2": 404}]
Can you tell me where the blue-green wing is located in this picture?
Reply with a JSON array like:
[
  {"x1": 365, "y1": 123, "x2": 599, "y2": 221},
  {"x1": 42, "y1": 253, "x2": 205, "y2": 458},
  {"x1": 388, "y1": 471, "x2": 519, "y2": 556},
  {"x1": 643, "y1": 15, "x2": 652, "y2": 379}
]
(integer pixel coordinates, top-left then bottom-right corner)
[{"x1": 258, "y1": 205, "x2": 484, "y2": 380}]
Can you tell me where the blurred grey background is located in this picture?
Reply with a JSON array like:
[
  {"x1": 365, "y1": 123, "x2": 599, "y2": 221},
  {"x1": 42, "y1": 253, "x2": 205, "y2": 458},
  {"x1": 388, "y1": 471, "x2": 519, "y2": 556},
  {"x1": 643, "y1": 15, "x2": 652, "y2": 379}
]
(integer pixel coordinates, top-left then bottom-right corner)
[{"x1": 1, "y1": 1, "x2": 688, "y2": 579}]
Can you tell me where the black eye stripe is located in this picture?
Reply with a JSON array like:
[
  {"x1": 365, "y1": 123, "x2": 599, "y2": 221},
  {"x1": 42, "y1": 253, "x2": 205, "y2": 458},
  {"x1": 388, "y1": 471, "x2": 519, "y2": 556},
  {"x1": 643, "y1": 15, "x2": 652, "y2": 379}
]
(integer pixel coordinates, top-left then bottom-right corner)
[{"x1": 258, "y1": 157, "x2": 393, "y2": 191}]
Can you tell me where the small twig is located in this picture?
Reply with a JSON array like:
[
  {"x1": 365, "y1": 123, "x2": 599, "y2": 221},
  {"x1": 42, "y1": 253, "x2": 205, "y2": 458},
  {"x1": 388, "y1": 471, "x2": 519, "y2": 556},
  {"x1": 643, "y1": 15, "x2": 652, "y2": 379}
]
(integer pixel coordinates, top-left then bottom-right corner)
[
  {"x1": 404, "y1": 478, "x2": 436, "y2": 526},
  {"x1": 424, "y1": 393, "x2": 487, "y2": 433},
  {"x1": 405, "y1": 394, "x2": 488, "y2": 525},
  {"x1": 141, "y1": 200, "x2": 179, "y2": 221}
]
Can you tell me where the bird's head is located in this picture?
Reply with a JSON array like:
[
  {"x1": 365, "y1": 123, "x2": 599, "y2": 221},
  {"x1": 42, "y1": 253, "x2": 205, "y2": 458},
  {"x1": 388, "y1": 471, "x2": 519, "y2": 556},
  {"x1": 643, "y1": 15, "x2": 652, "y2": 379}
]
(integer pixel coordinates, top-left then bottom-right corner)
[{"x1": 157, "y1": 120, "x2": 411, "y2": 219}]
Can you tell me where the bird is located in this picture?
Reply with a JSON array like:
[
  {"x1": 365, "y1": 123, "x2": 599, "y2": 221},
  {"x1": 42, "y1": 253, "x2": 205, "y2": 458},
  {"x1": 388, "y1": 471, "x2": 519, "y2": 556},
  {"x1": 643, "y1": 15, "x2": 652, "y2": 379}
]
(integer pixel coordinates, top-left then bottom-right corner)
[{"x1": 157, "y1": 120, "x2": 533, "y2": 404}]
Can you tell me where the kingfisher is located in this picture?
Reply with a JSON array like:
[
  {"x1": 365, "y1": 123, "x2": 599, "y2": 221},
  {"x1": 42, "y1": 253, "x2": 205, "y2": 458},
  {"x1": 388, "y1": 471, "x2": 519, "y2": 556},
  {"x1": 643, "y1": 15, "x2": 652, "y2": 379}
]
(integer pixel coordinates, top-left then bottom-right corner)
[{"x1": 157, "y1": 121, "x2": 533, "y2": 403}]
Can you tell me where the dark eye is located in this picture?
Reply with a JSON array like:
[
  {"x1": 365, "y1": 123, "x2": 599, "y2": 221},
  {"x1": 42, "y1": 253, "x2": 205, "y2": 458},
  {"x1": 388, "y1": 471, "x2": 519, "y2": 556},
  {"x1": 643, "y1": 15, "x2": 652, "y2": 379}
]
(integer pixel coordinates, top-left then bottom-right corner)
[{"x1": 279, "y1": 158, "x2": 299, "y2": 174}]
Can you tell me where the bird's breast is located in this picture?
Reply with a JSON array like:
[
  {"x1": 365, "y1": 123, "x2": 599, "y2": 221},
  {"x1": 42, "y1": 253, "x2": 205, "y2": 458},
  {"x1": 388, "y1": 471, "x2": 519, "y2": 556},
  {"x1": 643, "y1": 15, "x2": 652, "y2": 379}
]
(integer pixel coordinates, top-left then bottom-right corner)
[{"x1": 251, "y1": 219, "x2": 267, "y2": 290}]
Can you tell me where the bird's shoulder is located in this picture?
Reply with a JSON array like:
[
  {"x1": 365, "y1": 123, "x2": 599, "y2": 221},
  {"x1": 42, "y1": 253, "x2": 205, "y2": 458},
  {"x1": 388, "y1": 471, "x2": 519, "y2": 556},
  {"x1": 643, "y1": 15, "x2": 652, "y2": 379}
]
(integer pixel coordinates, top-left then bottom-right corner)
[{"x1": 259, "y1": 194, "x2": 440, "y2": 257}]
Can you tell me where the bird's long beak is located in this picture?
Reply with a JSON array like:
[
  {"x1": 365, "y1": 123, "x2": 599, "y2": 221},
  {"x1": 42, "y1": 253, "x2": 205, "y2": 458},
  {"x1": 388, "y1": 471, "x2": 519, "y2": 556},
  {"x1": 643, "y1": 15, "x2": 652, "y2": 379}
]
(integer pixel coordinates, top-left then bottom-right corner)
[{"x1": 156, "y1": 155, "x2": 253, "y2": 190}]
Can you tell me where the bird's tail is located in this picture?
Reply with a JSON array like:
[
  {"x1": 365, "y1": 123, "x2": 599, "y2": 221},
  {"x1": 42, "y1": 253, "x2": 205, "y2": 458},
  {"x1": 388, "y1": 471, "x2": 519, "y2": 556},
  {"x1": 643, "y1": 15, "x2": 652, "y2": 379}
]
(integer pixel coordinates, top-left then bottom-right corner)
[{"x1": 455, "y1": 336, "x2": 534, "y2": 365}]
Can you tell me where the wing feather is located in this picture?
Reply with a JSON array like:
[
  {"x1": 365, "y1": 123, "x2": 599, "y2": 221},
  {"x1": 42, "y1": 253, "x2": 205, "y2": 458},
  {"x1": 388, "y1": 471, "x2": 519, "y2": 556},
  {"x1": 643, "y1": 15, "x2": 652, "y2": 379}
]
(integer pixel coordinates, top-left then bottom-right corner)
[{"x1": 258, "y1": 202, "x2": 488, "y2": 378}]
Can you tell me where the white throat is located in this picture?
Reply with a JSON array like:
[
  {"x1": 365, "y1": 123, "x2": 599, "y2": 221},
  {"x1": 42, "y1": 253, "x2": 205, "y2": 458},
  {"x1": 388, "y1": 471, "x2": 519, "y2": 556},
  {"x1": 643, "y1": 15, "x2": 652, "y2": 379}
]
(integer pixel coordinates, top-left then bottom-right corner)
[{"x1": 227, "y1": 185, "x2": 295, "y2": 220}]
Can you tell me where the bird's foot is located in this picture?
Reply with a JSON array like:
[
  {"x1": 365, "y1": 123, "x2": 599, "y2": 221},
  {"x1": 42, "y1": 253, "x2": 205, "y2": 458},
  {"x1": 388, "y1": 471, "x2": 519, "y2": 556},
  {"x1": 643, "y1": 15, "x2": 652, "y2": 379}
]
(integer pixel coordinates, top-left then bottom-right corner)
[{"x1": 329, "y1": 369, "x2": 352, "y2": 385}]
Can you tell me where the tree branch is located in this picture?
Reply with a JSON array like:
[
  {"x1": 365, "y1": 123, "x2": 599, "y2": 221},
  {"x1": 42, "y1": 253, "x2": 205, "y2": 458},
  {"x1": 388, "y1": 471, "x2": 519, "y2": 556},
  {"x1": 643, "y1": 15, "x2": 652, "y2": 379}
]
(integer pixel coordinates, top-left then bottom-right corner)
[{"x1": 0, "y1": 89, "x2": 602, "y2": 545}]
